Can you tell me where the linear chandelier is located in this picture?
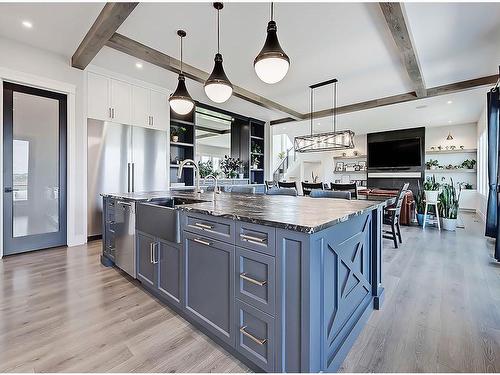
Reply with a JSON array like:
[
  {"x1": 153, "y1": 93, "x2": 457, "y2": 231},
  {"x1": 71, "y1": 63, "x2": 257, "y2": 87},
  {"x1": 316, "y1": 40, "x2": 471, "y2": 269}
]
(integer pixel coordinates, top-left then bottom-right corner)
[{"x1": 294, "y1": 78, "x2": 355, "y2": 153}]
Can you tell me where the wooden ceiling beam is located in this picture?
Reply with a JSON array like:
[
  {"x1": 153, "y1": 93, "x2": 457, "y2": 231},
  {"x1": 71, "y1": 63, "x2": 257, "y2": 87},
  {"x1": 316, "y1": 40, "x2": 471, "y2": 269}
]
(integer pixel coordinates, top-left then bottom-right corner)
[
  {"x1": 106, "y1": 33, "x2": 304, "y2": 121},
  {"x1": 270, "y1": 74, "x2": 498, "y2": 125},
  {"x1": 72, "y1": 2, "x2": 138, "y2": 70},
  {"x1": 379, "y1": 2, "x2": 427, "y2": 97}
]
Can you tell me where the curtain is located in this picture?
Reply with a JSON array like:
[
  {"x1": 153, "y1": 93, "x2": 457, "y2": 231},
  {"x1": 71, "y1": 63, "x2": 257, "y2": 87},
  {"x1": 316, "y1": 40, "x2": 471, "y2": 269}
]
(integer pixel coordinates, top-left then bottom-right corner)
[{"x1": 485, "y1": 90, "x2": 499, "y2": 239}]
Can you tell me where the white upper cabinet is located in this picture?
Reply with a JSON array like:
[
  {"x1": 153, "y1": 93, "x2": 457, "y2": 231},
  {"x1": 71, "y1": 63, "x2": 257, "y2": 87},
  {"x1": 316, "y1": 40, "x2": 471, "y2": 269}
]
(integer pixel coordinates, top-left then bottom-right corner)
[
  {"x1": 110, "y1": 79, "x2": 132, "y2": 125},
  {"x1": 87, "y1": 72, "x2": 111, "y2": 121},
  {"x1": 131, "y1": 85, "x2": 150, "y2": 128},
  {"x1": 149, "y1": 90, "x2": 169, "y2": 131},
  {"x1": 88, "y1": 71, "x2": 169, "y2": 131}
]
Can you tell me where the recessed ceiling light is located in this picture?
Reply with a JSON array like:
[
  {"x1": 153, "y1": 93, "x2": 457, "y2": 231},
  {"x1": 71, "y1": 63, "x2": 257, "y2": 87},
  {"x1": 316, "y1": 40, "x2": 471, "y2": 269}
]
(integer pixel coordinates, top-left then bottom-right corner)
[
  {"x1": 22, "y1": 20, "x2": 33, "y2": 29},
  {"x1": 135, "y1": 62, "x2": 143, "y2": 69},
  {"x1": 447, "y1": 100, "x2": 453, "y2": 104},
  {"x1": 448, "y1": 120, "x2": 452, "y2": 123}
]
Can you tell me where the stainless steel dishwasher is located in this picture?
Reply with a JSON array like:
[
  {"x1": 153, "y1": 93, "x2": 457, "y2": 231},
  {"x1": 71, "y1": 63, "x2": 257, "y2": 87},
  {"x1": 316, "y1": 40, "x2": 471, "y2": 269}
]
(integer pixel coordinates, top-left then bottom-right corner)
[{"x1": 114, "y1": 200, "x2": 136, "y2": 278}]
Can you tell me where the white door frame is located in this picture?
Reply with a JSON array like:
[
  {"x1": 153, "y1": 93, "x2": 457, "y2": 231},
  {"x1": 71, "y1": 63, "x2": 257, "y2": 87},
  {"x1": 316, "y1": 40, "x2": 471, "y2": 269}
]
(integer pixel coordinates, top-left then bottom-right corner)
[{"x1": 0, "y1": 67, "x2": 77, "y2": 258}]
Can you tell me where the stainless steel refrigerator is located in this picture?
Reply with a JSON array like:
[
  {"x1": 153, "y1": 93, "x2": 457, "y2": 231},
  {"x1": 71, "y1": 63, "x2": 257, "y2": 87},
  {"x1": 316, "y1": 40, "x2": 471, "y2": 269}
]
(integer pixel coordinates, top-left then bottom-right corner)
[{"x1": 87, "y1": 119, "x2": 168, "y2": 237}]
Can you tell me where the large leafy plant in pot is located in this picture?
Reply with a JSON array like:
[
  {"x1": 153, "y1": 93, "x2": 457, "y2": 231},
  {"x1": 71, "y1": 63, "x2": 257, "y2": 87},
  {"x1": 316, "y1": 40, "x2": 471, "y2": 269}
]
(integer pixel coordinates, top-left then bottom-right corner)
[
  {"x1": 423, "y1": 175, "x2": 440, "y2": 203},
  {"x1": 438, "y1": 178, "x2": 459, "y2": 231},
  {"x1": 414, "y1": 181, "x2": 426, "y2": 226}
]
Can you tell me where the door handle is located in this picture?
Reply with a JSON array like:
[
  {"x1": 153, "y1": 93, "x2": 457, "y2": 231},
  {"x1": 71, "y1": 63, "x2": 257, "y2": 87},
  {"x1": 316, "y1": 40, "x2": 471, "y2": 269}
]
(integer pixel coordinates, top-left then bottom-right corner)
[
  {"x1": 4, "y1": 187, "x2": 13, "y2": 193},
  {"x1": 131, "y1": 163, "x2": 135, "y2": 192}
]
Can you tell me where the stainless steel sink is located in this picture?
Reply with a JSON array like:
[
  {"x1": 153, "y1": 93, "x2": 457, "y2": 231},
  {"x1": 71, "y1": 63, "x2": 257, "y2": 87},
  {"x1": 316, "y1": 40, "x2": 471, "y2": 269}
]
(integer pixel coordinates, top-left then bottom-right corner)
[{"x1": 136, "y1": 197, "x2": 206, "y2": 243}]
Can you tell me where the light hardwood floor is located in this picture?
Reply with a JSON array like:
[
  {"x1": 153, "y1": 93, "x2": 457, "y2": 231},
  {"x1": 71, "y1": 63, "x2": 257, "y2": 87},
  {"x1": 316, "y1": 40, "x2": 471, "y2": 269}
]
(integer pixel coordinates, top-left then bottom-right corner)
[{"x1": 0, "y1": 213, "x2": 499, "y2": 373}]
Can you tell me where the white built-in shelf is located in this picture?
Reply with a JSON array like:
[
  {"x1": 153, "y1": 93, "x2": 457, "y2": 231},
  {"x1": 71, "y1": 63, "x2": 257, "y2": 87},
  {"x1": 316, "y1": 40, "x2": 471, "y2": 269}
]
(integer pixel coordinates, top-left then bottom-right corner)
[
  {"x1": 251, "y1": 135, "x2": 264, "y2": 141},
  {"x1": 425, "y1": 169, "x2": 477, "y2": 173},
  {"x1": 426, "y1": 148, "x2": 477, "y2": 155},
  {"x1": 170, "y1": 164, "x2": 195, "y2": 168},
  {"x1": 251, "y1": 169, "x2": 264, "y2": 172},
  {"x1": 251, "y1": 152, "x2": 264, "y2": 156},
  {"x1": 333, "y1": 170, "x2": 367, "y2": 174},
  {"x1": 170, "y1": 141, "x2": 194, "y2": 147},
  {"x1": 334, "y1": 154, "x2": 367, "y2": 160}
]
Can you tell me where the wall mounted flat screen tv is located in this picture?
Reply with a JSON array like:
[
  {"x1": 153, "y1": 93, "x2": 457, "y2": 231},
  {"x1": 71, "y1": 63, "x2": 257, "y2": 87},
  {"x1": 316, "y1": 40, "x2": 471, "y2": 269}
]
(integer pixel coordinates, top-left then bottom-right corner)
[{"x1": 368, "y1": 138, "x2": 421, "y2": 168}]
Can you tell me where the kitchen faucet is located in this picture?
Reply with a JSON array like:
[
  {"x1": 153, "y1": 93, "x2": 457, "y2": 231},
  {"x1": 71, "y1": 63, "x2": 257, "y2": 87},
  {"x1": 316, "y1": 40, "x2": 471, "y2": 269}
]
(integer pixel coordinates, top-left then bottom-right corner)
[
  {"x1": 177, "y1": 159, "x2": 201, "y2": 194},
  {"x1": 204, "y1": 174, "x2": 219, "y2": 200}
]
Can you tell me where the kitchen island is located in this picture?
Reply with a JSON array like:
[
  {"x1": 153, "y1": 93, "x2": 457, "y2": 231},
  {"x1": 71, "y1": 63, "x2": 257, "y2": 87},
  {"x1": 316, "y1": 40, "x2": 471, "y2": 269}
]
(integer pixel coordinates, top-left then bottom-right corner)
[{"x1": 101, "y1": 191, "x2": 386, "y2": 372}]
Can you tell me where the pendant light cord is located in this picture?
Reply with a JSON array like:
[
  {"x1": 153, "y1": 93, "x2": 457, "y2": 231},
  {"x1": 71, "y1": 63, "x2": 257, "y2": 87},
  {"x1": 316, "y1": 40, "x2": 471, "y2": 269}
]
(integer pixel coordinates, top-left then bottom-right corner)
[
  {"x1": 333, "y1": 80, "x2": 337, "y2": 132},
  {"x1": 310, "y1": 88, "x2": 313, "y2": 136},
  {"x1": 217, "y1": 8, "x2": 220, "y2": 53},
  {"x1": 180, "y1": 34, "x2": 183, "y2": 74},
  {"x1": 271, "y1": 2, "x2": 274, "y2": 21}
]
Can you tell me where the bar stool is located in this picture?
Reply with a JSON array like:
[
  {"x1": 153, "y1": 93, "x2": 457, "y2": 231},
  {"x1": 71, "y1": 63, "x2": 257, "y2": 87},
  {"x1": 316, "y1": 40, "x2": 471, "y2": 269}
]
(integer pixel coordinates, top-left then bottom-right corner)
[{"x1": 423, "y1": 193, "x2": 440, "y2": 230}]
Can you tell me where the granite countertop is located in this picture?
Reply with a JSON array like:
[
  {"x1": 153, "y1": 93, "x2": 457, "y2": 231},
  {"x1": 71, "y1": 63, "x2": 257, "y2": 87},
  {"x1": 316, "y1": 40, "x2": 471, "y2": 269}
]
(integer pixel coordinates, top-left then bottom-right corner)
[{"x1": 101, "y1": 190, "x2": 388, "y2": 234}]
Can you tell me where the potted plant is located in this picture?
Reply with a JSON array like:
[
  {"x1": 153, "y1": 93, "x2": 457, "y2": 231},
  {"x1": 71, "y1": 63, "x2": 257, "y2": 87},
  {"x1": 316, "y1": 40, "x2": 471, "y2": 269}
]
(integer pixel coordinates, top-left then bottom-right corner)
[
  {"x1": 171, "y1": 126, "x2": 186, "y2": 142},
  {"x1": 220, "y1": 155, "x2": 243, "y2": 178},
  {"x1": 439, "y1": 178, "x2": 459, "y2": 231},
  {"x1": 425, "y1": 159, "x2": 439, "y2": 170},
  {"x1": 198, "y1": 160, "x2": 214, "y2": 178},
  {"x1": 251, "y1": 155, "x2": 260, "y2": 170},
  {"x1": 423, "y1": 175, "x2": 440, "y2": 203},
  {"x1": 278, "y1": 151, "x2": 286, "y2": 160},
  {"x1": 461, "y1": 159, "x2": 476, "y2": 169},
  {"x1": 414, "y1": 181, "x2": 426, "y2": 226}
]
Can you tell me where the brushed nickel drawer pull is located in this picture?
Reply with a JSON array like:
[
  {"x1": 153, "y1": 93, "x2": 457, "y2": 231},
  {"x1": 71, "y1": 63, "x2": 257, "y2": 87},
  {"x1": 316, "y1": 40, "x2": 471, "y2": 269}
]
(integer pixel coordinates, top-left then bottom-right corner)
[
  {"x1": 240, "y1": 233, "x2": 266, "y2": 243},
  {"x1": 240, "y1": 272, "x2": 267, "y2": 286},
  {"x1": 194, "y1": 222, "x2": 214, "y2": 230},
  {"x1": 239, "y1": 326, "x2": 267, "y2": 345},
  {"x1": 152, "y1": 243, "x2": 159, "y2": 264},
  {"x1": 150, "y1": 243, "x2": 154, "y2": 263},
  {"x1": 193, "y1": 238, "x2": 211, "y2": 246}
]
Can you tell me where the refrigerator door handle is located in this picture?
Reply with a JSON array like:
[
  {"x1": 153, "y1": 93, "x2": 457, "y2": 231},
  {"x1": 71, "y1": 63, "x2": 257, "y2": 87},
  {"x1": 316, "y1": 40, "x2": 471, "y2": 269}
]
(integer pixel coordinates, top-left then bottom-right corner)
[
  {"x1": 127, "y1": 163, "x2": 131, "y2": 193},
  {"x1": 131, "y1": 163, "x2": 135, "y2": 192}
]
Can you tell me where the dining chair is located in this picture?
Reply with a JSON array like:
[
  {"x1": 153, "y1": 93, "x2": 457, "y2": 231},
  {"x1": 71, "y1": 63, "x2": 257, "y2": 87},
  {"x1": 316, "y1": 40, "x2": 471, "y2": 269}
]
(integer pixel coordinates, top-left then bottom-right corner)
[
  {"x1": 265, "y1": 187, "x2": 298, "y2": 196},
  {"x1": 309, "y1": 189, "x2": 351, "y2": 199},
  {"x1": 383, "y1": 182, "x2": 409, "y2": 248},
  {"x1": 330, "y1": 182, "x2": 358, "y2": 199},
  {"x1": 278, "y1": 181, "x2": 298, "y2": 191},
  {"x1": 230, "y1": 186, "x2": 256, "y2": 194},
  {"x1": 264, "y1": 180, "x2": 276, "y2": 190},
  {"x1": 301, "y1": 182, "x2": 324, "y2": 196}
]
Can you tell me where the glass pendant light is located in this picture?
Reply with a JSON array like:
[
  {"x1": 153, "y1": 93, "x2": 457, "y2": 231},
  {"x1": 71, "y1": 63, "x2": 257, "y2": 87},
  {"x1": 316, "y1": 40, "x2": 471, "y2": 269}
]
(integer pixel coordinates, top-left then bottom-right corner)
[
  {"x1": 204, "y1": 2, "x2": 233, "y2": 103},
  {"x1": 254, "y1": 2, "x2": 290, "y2": 84},
  {"x1": 169, "y1": 30, "x2": 195, "y2": 115}
]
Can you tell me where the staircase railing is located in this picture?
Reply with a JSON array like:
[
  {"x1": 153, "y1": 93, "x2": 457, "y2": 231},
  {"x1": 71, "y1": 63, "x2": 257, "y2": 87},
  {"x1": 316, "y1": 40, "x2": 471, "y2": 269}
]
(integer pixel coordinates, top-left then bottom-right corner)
[{"x1": 273, "y1": 146, "x2": 295, "y2": 183}]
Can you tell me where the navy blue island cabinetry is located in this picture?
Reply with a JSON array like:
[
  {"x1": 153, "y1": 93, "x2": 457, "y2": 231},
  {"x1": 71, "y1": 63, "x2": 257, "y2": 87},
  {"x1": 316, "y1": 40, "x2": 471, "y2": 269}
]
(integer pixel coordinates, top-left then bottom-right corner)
[{"x1": 101, "y1": 192, "x2": 384, "y2": 373}]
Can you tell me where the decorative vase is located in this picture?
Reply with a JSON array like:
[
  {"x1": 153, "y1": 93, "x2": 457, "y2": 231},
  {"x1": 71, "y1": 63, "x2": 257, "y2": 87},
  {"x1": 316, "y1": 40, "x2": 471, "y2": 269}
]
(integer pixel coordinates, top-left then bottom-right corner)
[
  {"x1": 252, "y1": 164, "x2": 258, "y2": 170},
  {"x1": 416, "y1": 213, "x2": 424, "y2": 226},
  {"x1": 425, "y1": 190, "x2": 439, "y2": 203},
  {"x1": 442, "y1": 218, "x2": 457, "y2": 231},
  {"x1": 172, "y1": 135, "x2": 179, "y2": 142},
  {"x1": 238, "y1": 173, "x2": 244, "y2": 179}
]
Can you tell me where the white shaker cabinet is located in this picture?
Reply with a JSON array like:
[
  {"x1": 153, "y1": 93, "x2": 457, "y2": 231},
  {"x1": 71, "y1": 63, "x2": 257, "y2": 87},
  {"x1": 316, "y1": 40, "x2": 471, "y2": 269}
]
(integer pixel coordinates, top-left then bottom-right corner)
[
  {"x1": 87, "y1": 72, "x2": 132, "y2": 125},
  {"x1": 149, "y1": 89, "x2": 169, "y2": 131},
  {"x1": 132, "y1": 85, "x2": 150, "y2": 128}
]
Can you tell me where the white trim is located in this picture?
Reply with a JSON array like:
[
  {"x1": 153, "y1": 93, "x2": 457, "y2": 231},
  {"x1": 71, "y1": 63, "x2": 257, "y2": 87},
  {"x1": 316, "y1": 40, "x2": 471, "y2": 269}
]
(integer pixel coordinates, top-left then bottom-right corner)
[{"x1": 0, "y1": 67, "x2": 78, "y2": 258}]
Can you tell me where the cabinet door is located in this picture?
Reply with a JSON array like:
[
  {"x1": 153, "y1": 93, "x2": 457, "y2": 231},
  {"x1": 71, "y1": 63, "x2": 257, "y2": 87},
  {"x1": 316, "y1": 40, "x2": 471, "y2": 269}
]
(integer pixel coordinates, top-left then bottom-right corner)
[
  {"x1": 87, "y1": 72, "x2": 111, "y2": 121},
  {"x1": 132, "y1": 85, "x2": 150, "y2": 128},
  {"x1": 110, "y1": 79, "x2": 132, "y2": 125},
  {"x1": 184, "y1": 231, "x2": 235, "y2": 345},
  {"x1": 136, "y1": 232, "x2": 156, "y2": 288},
  {"x1": 157, "y1": 239, "x2": 181, "y2": 306},
  {"x1": 149, "y1": 90, "x2": 169, "y2": 130}
]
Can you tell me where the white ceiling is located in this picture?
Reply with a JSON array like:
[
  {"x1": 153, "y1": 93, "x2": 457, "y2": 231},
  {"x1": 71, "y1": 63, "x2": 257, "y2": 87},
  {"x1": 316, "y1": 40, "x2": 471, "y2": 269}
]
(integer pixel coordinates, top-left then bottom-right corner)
[
  {"x1": 273, "y1": 87, "x2": 487, "y2": 137},
  {"x1": 0, "y1": 2, "x2": 497, "y2": 126}
]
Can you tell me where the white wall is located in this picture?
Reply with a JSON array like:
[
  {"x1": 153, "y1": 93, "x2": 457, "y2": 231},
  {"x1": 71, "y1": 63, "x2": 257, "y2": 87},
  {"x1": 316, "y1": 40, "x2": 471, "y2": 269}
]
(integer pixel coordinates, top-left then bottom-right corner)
[{"x1": 0, "y1": 36, "x2": 86, "y2": 257}]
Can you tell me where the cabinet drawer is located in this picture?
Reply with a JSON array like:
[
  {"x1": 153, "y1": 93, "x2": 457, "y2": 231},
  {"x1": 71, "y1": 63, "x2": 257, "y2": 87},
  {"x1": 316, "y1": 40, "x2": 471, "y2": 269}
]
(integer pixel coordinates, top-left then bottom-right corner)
[
  {"x1": 235, "y1": 222, "x2": 275, "y2": 256},
  {"x1": 235, "y1": 299, "x2": 275, "y2": 372},
  {"x1": 184, "y1": 213, "x2": 234, "y2": 243},
  {"x1": 236, "y1": 247, "x2": 275, "y2": 316}
]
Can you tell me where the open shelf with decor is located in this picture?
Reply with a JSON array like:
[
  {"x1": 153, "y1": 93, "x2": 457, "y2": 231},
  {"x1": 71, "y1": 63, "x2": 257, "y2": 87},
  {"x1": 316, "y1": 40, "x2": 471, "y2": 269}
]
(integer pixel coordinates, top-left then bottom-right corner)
[
  {"x1": 170, "y1": 108, "x2": 195, "y2": 187},
  {"x1": 250, "y1": 121, "x2": 265, "y2": 184}
]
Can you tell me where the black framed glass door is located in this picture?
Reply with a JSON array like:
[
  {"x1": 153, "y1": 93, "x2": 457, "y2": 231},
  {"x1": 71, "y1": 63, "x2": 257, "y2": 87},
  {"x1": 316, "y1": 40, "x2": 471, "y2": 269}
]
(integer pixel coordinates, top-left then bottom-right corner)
[{"x1": 3, "y1": 82, "x2": 67, "y2": 255}]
